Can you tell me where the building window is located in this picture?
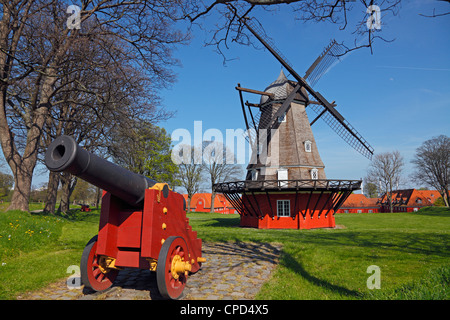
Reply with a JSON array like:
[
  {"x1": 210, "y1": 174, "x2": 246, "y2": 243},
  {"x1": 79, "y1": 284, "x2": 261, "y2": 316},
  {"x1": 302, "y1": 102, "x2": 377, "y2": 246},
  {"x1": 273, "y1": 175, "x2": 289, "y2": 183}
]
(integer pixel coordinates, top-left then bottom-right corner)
[
  {"x1": 304, "y1": 140, "x2": 312, "y2": 153},
  {"x1": 357, "y1": 210, "x2": 362, "y2": 213},
  {"x1": 413, "y1": 208, "x2": 418, "y2": 212},
  {"x1": 278, "y1": 112, "x2": 287, "y2": 123},
  {"x1": 277, "y1": 200, "x2": 290, "y2": 217},
  {"x1": 368, "y1": 210, "x2": 373, "y2": 213},
  {"x1": 311, "y1": 168, "x2": 318, "y2": 180},
  {"x1": 344, "y1": 210, "x2": 349, "y2": 213},
  {"x1": 251, "y1": 169, "x2": 258, "y2": 181}
]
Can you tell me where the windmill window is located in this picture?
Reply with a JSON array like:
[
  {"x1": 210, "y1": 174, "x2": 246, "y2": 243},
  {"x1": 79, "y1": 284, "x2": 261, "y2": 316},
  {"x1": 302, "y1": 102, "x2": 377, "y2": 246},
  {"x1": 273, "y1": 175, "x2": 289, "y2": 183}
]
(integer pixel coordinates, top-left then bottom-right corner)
[
  {"x1": 304, "y1": 140, "x2": 312, "y2": 153},
  {"x1": 311, "y1": 168, "x2": 319, "y2": 180},
  {"x1": 277, "y1": 200, "x2": 290, "y2": 217},
  {"x1": 251, "y1": 169, "x2": 258, "y2": 181},
  {"x1": 278, "y1": 112, "x2": 287, "y2": 123}
]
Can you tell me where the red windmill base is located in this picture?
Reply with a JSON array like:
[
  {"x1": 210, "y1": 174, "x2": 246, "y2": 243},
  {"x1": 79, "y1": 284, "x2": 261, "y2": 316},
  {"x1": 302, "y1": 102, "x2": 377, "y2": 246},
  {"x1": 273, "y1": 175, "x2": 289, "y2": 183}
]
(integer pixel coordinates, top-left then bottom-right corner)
[{"x1": 214, "y1": 179, "x2": 360, "y2": 230}]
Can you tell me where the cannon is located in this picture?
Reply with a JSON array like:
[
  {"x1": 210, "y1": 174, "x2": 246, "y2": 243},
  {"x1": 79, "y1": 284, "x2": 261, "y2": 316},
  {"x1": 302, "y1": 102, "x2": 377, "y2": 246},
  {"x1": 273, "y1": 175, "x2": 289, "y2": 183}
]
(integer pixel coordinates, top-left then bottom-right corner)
[{"x1": 45, "y1": 135, "x2": 205, "y2": 299}]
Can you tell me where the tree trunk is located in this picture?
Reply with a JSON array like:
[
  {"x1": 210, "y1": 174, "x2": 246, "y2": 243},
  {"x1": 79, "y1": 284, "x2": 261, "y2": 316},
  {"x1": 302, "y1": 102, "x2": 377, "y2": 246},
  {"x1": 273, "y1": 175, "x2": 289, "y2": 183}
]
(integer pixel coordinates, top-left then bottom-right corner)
[
  {"x1": 94, "y1": 186, "x2": 102, "y2": 208},
  {"x1": 210, "y1": 190, "x2": 216, "y2": 213},
  {"x1": 442, "y1": 187, "x2": 450, "y2": 207},
  {"x1": 8, "y1": 167, "x2": 32, "y2": 212},
  {"x1": 44, "y1": 171, "x2": 60, "y2": 214},
  {"x1": 58, "y1": 172, "x2": 77, "y2": 213},
  {"x1": 58, "y1": 178, "x2": 70, "y2": 214},
  {"x1": 187, "y1": 195, "x2": 192, "y2": 212}
]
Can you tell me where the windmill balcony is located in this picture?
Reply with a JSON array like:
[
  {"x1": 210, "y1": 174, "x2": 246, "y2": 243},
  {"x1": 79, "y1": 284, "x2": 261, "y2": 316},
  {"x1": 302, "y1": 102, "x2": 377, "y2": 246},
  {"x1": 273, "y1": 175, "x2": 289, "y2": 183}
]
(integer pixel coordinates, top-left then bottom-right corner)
[{"x1": 214, "y1": 179, "x2": 362, "y2": 193}]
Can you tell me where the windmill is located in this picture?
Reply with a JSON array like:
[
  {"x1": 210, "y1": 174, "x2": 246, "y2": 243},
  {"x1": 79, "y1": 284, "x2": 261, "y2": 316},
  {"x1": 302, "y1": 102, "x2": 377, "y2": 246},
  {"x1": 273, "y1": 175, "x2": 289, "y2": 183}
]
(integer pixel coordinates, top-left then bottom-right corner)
[{"x1": 213, "y1": 8, "x2": 374, "y2": 229}]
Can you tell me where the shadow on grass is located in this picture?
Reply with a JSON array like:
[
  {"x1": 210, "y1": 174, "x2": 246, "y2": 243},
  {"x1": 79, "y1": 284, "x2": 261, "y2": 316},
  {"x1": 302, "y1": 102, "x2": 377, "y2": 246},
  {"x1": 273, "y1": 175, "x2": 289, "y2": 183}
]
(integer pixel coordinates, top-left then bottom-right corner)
[
  {"x1": 206, "y1": 217, "x2": 241, "y2": 228},
  {"x1": 281, "y1": 252, "x2": 361, "y2": 298}
]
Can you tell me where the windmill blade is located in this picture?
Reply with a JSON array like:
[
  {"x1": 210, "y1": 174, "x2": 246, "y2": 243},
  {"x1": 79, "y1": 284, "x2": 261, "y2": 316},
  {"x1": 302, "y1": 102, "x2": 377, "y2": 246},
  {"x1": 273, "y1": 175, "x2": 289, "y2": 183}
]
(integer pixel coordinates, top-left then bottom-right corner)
[
  {"x1": 308, "y1": 103, "x2": 374, "y2": 160},
  {"x1": 268, "y1": 84, "x2": 301, "y2": 130},
  {"x1": 304, "y1": 40, "x2": 346, "y2": 87},
  {"x1": 235, "y1": 13, "x2": 374, "y2": 160}
]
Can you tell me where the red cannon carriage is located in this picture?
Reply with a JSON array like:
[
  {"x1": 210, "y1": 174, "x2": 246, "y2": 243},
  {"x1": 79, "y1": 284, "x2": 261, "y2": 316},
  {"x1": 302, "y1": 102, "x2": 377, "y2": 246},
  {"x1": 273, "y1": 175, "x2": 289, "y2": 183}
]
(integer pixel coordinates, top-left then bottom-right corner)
[
  {"x1": 80, "y1": 204, "x2": 91, "y2": 212},
  {"x1": 45, "y1": 135, "x2": 205, "y2": 299}
]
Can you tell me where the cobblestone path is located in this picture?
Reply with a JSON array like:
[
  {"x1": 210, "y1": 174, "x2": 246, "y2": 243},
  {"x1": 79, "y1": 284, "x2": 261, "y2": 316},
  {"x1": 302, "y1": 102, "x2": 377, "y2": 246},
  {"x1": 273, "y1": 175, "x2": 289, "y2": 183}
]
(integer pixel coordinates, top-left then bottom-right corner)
[{"x1": 17, "y1": 242, "x2": 282, "y2": 300}]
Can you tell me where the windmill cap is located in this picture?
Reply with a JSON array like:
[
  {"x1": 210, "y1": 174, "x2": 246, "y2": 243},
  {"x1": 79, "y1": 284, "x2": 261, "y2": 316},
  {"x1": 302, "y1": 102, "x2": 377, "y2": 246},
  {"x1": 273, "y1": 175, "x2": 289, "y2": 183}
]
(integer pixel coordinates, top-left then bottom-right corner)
[{"x1": 260, "y1": 69, "x2": 308, "y2": 105}]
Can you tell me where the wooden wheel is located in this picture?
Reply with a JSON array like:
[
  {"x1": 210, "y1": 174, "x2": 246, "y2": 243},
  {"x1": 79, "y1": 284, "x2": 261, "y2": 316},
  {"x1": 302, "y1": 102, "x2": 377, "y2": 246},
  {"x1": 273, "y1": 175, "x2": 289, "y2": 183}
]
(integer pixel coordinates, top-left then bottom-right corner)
[
  {"x1": 156, "y1": 236, "x2": 190, "y2": 299},
  {"x1": 80, "y1": 235, "x2": 118, "y2": 292}
]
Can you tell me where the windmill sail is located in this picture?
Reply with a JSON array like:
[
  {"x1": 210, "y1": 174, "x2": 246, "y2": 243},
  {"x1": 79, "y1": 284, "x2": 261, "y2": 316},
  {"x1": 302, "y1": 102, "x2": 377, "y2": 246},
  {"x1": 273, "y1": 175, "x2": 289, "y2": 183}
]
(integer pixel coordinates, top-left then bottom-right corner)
[
  {"x1": 237, "y1": 13, "x2": 374, "y2": 160},
  {"x1": 304, "y1": 40, "x2": 346, "y2": 88}
]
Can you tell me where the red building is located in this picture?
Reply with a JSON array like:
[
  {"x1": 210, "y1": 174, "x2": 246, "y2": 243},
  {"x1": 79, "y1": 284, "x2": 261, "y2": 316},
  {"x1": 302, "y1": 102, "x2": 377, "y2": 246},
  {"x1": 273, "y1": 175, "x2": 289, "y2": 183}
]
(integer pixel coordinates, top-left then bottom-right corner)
[
  {"x1": 335, "y1": 194, "x2": 379, "y2": 214},
  {"x1": 378, "y1": 189, "x2": 441, "y2": 212},
  {"x1": 183, "y1": 193, "x2": 236, "y2": 214},
  {"x1": 240, "y1": 190, "x2": 337, "y2": 229},
  {"x1": 335, "y1": 189, "x2": 442, "y2": 214}
]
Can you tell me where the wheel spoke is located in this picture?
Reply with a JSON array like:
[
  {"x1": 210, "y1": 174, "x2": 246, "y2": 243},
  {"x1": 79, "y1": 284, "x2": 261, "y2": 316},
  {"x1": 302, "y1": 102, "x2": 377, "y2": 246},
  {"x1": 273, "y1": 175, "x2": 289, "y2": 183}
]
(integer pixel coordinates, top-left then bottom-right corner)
[
  {"x1": 81, "y1": 236, "x2": 117, "y2": 291},
  {"x1": 170, "y1": 277, "x2": 177, "y2": 288},
  {"x1": 93, "y1": 268, "x2": 101, "y2": 278},
  {"x1": 97, "y1": 272, "x2": 105, "y2": 282}
]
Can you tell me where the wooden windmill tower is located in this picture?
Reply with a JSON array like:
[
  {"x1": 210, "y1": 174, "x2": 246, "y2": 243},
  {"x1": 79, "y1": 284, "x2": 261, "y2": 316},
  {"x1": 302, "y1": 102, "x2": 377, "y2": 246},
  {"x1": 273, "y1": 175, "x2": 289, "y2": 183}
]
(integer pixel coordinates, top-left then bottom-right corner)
[{"x1": 214, "y1": 8, "x2": 374, "y2": 229}]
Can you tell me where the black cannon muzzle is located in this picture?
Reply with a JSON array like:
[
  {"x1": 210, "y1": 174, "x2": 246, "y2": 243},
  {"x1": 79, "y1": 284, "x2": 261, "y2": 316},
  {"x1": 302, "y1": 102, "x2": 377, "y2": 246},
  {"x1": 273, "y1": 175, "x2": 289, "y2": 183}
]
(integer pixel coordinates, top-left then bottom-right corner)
[{"x1": 45, "y1": 135, "x2": 156, "y2": 206}]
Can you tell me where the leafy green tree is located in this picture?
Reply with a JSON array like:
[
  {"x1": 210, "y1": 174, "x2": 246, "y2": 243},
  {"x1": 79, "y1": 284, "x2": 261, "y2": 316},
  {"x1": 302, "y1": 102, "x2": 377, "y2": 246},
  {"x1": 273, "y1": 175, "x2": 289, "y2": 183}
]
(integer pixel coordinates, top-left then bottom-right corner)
[
  {"x1": 109, "y1": 121, "x2": 180, "y2": 188},
  {"x1": 363, "y1": 181, "x2": 378, "y2": 198}
]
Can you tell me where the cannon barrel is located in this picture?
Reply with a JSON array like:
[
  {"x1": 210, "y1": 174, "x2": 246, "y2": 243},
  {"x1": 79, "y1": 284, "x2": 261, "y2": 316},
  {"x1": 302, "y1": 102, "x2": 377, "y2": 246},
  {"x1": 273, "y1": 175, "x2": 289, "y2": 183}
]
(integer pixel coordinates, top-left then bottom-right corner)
[{"x1": 45, "y1": 135, "x2": 156, "y2": 206}]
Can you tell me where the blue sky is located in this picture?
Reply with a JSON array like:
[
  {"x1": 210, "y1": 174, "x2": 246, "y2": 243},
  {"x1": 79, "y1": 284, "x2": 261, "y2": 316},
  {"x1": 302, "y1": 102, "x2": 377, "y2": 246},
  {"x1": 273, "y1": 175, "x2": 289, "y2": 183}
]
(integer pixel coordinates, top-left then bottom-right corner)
[
  {"x1": 159, "y1": 0, "x2": 450, "y2": 189},
  {"x1": 23, "y1": 0, "x2": 449, "y2": 189}
]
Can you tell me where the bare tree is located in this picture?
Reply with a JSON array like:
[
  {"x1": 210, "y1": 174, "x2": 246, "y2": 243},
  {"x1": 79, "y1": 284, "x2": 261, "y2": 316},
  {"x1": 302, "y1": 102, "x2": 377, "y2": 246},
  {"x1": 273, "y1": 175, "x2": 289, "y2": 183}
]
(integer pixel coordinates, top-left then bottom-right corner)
[
  {"x1": 202, "y1": 141, "x2": 243, "y2": 212},
  {"x1": 0, "y1": 0, "x2": 187, "y2": 212},
  {"x1": 411, "y1": 135, "x2": 449, "y2": 207},
  {"x1": 182, "y1": 0, "x2": 401, "y2": 61},
  {"x1": 419, "y1": 0, "x2": 450, "y2": 17},
  {"x1": 172, "y1": 144, "x2": 204, "y2": 211},
  {"x1": 366, "y1": 151, "x2": 404, "y2": 212}
]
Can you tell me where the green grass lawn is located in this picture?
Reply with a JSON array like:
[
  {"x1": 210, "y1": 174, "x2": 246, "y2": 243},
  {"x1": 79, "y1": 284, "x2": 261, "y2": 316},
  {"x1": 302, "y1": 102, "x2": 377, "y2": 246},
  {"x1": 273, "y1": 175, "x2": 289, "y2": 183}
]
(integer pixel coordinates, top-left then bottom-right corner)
[
  {"x1": 187, "y1": 208, "x2": 450, "y2": 300},
  {"x1": 0, "y1": 206, "x2": 448, "y2": 300},
  {"x1": 0, "y1": 209, "x2": 99, "y2": 299}
]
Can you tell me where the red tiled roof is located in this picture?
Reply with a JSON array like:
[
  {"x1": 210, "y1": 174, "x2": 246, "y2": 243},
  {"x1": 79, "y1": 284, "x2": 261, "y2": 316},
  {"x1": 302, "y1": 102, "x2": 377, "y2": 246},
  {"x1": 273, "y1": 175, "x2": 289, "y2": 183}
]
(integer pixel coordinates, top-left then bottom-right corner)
[
  {"x1": 379, "y1": 189, "x2": 441, "y2": 207},
  {"x1": 341, "y1": 194, "x2": 379, "y2": 208},
  {"x1": 185, "y1": 193, "x2": 231, "y2": 209}
]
